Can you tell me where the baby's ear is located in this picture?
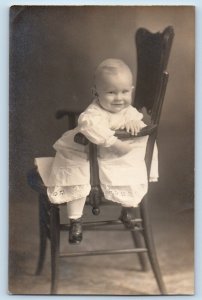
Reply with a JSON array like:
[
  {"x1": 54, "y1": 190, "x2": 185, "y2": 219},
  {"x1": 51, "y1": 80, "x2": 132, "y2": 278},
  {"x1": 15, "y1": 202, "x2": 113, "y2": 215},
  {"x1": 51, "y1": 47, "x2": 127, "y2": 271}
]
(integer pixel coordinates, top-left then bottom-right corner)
[{"x1": 91, "y1": 86, "x2": 98, "y2": 97}]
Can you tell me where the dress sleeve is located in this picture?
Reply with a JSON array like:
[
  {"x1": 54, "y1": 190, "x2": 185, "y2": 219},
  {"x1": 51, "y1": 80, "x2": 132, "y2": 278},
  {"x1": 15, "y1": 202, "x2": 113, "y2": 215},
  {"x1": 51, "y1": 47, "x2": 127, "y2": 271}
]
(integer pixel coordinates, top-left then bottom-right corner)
[
  {"x1": 125, "y1": 106, "x2": 146, "y2": 128},
  {"x1": 125, "y1": 106, "x2": 143, "y2": 121},
  {"x1": 78, "y1": 105, "x2": 117, "y2": 147}
]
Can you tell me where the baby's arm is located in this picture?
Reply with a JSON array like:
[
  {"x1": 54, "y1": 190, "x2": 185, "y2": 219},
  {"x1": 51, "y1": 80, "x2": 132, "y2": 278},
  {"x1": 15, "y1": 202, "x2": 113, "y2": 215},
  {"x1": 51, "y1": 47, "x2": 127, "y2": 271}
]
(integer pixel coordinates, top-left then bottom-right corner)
[
  {"x1": 78, "y1": 106, "x2": 117, "y2": 147},
  {"x1": 78, "y1": 111, "x2": 132, "y2": 155},
  {"x1": 122, "y1": 106, "x2": 146, "y2": 135}
]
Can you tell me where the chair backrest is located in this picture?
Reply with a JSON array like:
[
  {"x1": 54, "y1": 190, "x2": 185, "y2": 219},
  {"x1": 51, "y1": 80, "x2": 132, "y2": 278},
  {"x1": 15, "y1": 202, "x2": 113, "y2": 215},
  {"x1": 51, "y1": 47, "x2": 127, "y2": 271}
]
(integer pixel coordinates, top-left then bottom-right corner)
[{"x1": 134, "y1": 26, "x2": 174, "y2": 124}]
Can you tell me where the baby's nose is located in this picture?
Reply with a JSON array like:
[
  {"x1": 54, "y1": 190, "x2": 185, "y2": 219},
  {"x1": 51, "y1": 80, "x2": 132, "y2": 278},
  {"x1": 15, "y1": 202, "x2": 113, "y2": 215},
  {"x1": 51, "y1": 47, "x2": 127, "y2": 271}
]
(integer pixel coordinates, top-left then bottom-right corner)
[{"x1": 115, "y1": 93, "x2": 122, "y2": 100}]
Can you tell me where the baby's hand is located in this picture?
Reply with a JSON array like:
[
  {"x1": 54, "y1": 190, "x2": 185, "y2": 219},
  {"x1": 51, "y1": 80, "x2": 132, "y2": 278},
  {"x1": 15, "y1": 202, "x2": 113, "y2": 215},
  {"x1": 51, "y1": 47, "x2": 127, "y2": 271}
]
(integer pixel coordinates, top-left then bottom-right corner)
[{"x1": 124, "y1": 120, "x2": 144, "y2": 136}]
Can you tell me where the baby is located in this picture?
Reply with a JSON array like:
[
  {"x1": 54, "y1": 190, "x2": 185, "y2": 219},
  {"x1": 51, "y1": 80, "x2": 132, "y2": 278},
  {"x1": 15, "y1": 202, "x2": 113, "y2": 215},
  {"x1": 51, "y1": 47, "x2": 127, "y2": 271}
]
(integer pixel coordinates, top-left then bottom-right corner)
[{"x1": 35, "y1": 58, "x2": 158, "y2": 244}]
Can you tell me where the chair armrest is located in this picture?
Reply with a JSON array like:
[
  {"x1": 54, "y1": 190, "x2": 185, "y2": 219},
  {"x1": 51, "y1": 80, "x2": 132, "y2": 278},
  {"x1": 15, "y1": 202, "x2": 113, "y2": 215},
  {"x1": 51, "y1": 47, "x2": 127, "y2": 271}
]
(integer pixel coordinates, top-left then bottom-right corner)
[
  {"x1": 74, "y1": 124, "x2": 157, "y2": 145},
  {"x1": 114, "y1": 125, "x2": 157, "y2": 139},
  {"x1": 74, "y1": 132, "x2": 90, "y2": 145}
]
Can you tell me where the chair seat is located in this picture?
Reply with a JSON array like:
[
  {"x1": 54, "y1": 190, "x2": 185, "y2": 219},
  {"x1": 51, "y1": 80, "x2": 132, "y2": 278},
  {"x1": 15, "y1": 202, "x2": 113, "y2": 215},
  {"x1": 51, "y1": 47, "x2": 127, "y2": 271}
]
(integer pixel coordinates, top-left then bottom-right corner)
[{"x1": 27, "y1": 168, "x2": 47, "y2": 195}]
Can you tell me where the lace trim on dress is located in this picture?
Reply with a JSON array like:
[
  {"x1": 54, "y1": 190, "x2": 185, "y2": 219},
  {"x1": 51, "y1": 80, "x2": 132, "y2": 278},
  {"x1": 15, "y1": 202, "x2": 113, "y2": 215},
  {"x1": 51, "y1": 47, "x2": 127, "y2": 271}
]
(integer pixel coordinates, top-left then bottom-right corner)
[
  {"x1": 47, "y1": 185, "x2": 91, "y2": 204},
  {"x1": 100, "y1": 184, "x2": 148, "y2": 207}
]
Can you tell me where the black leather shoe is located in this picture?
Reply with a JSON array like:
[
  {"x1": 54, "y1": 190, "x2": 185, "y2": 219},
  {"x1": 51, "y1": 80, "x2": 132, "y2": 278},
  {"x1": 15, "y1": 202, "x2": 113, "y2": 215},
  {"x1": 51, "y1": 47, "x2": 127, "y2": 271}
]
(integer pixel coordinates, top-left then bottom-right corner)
[
  {"x1": 69, "y1": 218, "x2": 82, "y2": 244},
  {"x1": 119, "y1": 207, "x2": 135, "y2": 229}
]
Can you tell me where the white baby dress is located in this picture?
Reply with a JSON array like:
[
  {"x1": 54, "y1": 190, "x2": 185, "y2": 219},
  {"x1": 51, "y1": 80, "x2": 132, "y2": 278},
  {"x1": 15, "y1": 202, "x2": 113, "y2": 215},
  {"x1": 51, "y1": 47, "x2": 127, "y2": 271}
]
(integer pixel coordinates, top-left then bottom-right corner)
[{"x1": 35, "y1": 99, "x2": 158, "y2": 207}]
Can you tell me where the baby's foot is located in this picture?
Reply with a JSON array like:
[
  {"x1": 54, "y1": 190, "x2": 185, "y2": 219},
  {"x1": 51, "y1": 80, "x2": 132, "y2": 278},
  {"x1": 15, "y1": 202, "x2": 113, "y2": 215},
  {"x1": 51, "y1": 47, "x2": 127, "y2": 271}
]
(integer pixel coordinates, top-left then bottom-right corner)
[
  {"x1": 119, "y1": 207, "x2": 135, "y2": 229},
  {"x1": 69, "y1": 218, "x2": 82, "y2": 244}
]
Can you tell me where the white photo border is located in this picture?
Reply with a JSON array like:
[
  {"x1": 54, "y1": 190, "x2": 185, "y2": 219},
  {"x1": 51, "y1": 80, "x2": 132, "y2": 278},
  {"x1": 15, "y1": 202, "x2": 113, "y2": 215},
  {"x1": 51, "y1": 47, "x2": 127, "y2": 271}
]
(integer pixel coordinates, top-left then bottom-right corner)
[{"x1": 1, "y1": 1, "x2": 200, "y2": 299}]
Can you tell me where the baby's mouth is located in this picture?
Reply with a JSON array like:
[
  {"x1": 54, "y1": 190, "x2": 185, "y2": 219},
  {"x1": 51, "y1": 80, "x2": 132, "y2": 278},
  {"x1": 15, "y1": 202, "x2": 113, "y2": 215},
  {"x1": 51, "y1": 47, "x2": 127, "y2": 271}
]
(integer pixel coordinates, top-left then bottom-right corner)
[{"x1": 112, "y1": 102, "x2": 124, "y2": 106}]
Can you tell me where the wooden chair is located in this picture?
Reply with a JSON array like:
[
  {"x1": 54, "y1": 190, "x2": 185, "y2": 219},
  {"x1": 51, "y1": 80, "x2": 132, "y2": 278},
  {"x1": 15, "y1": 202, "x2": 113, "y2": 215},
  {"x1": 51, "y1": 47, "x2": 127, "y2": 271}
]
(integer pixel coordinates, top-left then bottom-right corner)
[{"x1": 27, "y1": 26, "x2": 174, "y2": 294}]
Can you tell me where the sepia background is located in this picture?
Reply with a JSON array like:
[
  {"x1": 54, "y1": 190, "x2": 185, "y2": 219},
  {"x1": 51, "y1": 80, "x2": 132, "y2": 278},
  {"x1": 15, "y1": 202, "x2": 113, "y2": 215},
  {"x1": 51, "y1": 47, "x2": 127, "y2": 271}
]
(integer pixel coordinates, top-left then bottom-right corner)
[{"x1": 9, "y1": 6, "x2": 194, "y2": 295}]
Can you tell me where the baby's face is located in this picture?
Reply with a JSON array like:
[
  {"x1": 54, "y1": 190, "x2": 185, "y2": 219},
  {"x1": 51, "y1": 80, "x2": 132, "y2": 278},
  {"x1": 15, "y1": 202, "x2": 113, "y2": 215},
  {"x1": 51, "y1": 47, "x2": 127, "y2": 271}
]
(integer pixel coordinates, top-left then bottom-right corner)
[{"x1": 95, "y1": 71, "x2": 134, "y2": 113}]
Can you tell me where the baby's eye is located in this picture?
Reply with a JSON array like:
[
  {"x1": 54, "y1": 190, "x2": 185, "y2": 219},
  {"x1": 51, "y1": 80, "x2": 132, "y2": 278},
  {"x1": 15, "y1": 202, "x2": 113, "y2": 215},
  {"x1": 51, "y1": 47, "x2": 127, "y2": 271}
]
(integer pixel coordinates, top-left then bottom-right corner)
[
  {"x1": 108, "y1": 91, "x2": 115, "y2": 94},
  {"x1": 122, "y1": 90, "x2": 129, "y2": 94}
]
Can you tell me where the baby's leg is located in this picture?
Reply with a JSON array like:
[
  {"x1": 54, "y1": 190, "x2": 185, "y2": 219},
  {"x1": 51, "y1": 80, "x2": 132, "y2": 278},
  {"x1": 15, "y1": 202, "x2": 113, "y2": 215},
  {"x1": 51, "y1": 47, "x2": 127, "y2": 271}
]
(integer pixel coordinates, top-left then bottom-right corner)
[
  {"x1": 66, "y1": 197, "x2": 86, "y2": 244},
  {"x1": 66, "y1": 197, "x2": 86, "y2": 219}
]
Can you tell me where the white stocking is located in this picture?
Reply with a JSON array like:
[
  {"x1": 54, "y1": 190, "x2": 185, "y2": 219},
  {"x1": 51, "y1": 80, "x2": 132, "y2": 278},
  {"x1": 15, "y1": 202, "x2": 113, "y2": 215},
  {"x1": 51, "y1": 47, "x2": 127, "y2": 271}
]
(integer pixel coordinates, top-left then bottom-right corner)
[{"x1": 66, "y1": 197, "x2": 86, "y2": 219}]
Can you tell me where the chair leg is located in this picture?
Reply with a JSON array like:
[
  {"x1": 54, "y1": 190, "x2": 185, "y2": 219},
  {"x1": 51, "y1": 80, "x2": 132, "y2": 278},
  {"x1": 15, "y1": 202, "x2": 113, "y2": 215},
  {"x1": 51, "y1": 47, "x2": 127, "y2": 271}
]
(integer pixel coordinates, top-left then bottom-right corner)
[
  {"x1": 131, "y1": 207, "x2": 149, "y2": 271},
  {"x1": 140, "y1": 196, "x2": 167, "y2": 294},
  {"x1": 131, "y1": 232, "x2": 149, "y2": 272},
  {"x1": 35, "y1": 194, "x2": 48, "y2": 275},
  {"x1": 50, "y1": 204, "x2": 60, "y2": 294}
]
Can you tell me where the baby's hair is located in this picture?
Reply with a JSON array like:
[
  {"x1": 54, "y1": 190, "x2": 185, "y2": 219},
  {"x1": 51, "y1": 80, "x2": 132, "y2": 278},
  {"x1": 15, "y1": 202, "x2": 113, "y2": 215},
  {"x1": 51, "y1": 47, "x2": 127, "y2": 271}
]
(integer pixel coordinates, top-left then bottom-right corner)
[{"x1": 94, "y1": 58, "x2": 133, "y2": 86}]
